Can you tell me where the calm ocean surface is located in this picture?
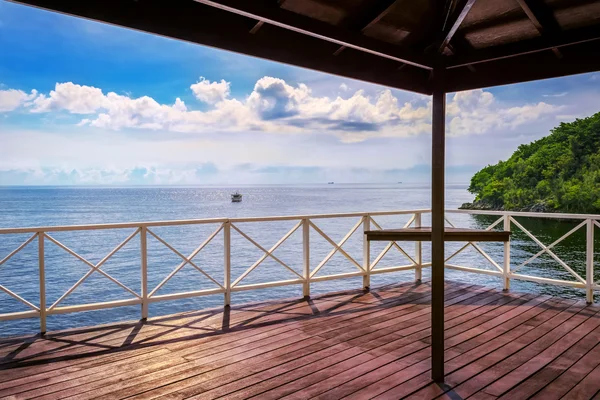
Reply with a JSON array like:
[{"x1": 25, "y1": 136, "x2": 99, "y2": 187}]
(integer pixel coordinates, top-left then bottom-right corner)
[{"x1": 0, "y1": 184, "x2": 597, "y2": 337}]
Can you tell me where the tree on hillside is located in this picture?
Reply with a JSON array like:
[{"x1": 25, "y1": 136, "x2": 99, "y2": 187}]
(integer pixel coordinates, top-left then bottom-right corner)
[{"x1": 463, "y1": 112, "x2": 600, "y2": 213}]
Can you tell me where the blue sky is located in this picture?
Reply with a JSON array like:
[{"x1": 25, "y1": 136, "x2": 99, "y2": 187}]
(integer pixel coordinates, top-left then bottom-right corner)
[{"x1": 1, "y1": 1, "x2": 599, "y2": 185}]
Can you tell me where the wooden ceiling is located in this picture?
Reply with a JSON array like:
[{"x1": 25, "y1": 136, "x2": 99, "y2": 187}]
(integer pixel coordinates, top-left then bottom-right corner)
[{"x1": 11, "y1": 0, "x2": 600, "y2": 94}]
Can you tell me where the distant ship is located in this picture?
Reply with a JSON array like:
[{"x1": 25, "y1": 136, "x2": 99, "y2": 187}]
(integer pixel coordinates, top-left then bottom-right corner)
[
  {"x1": 328, "y1": 182, "x2": 334, "y2": 184},
  {"x1": 231, "y1": 192, "x2": 243, "y2": 202},
  {"x1": 398, "y1": 181, "x2": 402, "y2": 184}
]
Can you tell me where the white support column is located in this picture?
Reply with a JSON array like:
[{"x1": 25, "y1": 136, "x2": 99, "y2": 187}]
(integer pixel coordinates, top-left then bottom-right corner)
[
  {"x1": 586, "y1": 219, "x2": 595, "y2": 304},
  {"x1": 414, "y1": 212, "x2": 422, "y2": 282},
  {"x1": 363, "y1": 215, "x2": 371, "y2": 290},
  {"x1": 303, "y1": 219, "x2": 310, "y2": 298},
  {"x1": 140, "y1": 226, "x2": 149, "y2": 319},
  {"x1": 503, "y1": 215, "x2": 511, "y2": 292},
  {"x1": 38, "y1": 232, "x2": 47, "y2": 335},
  {"x1": 224, "y1": 221, "x2": 231, "y2": 307}
]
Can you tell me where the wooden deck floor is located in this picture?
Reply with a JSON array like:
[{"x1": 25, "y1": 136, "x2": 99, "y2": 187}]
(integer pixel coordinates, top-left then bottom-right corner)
[{"x1": 1, "y1": 280, "x2": 600, "y2": 399}]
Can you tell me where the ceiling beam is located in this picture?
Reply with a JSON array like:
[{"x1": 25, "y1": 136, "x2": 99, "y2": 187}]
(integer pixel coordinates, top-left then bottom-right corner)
[
  {"x1": 332, "y1": 0, "x2": 399, "y2": 56},
  {"x1": 343, "y1": 0, "x2": 399, "y2": 32},
  {"x1": 249, "y1": 20, "x2": 264, "y2": 34},
  {"x1": 446, "y1": 25, "x2": 600, "y2": 68},
  {"x1": 444, "y1": 40, "x2": 600, "y2": 91},
  {"x1": 193, "y1": 0, "x2": 433, "y2": 70},
  {"x1": 515, "y1": 0, "x2": 562, "y2": 57},
  {"x1": 456, "y1": 0, "x2": 597, "y2": 36},
  {"x1": 436, "y1": 0, "x2": 477, "y2": 53}
]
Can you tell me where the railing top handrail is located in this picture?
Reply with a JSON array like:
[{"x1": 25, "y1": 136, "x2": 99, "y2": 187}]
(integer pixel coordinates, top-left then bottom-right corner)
[
  {"x1": 446, "y1": 209, "x2": 600, "y2": 220},
  {"x1": 1, "y1": 208, "x2": 599, "y2": 235},
  {"x1": 0, "y1": 209, "x2": 430, "y2": 234}
]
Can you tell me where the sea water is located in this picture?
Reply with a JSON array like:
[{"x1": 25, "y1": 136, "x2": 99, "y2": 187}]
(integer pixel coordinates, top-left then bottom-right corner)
[{"x1": 0, "y1": 184, "x2": 597, "y2": 336}]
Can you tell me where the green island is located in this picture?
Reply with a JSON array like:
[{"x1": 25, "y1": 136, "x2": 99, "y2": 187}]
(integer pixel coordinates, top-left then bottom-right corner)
[{"x1": 461, "y1": 111, "x2": 600, "y2": 214}]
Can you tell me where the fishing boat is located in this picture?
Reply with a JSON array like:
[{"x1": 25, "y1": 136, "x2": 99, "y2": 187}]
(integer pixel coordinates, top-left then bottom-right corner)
[
  {"x1": 231, "y1": 192, "x2": 243, "y2": 202},
  {"x1": 328, "y1": 182, "x2": 334, "y2": 184}
]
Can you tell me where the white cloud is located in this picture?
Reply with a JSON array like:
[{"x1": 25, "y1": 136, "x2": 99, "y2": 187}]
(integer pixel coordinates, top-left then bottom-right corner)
[
  {"x1": 1, "y1": 78, "x2": 564, "y2": 142},
  {"x1": 339, "y1": 83, "x2": 349, "y2": 91},
  {"x1": 446, "y1": 89, "x2": 561, "y2": 136},
  {"x1": 173, "y1": 98, "x2": 187, "y2": 112},
  {"x1": 190, "y1": 77, "x2": 230, "y2": 104},
  {"x1": 542, "y1": 92, "x2": 568, "y2": 98},
  {"x1": 0, "y1": 88, "x2": 37, "y2": 112},
  {"x1": 502, "y1": 102, "x2": 560, "y2": 128},
  {"x1": 31, "y1": 82, "x2": 104, "y2": 113}
]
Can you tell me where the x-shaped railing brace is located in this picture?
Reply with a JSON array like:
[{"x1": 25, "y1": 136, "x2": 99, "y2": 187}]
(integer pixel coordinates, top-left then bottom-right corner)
[
  {"x1": 147, "y1": 225, "x2": 225, "y2": 296},
  {"x1": 510, "y1": 217, "x2": 586, "y2": 284},
  {"x1": 309, "y1": 218, "x2": 364, "y2": 278},
  {"x1": 231, "y1": 221, "x2": 303, "y2": 287},
  {"x1": 0, "y1": 233, "x2": 40, "y2": 311},
  {"x1": 47, "y1": 230, "x2": 142, "y2": 311},
  {"x1": 444, "y1": 216, "x2": 505, "y2": 272},
  {"x1": 369, "y1": 215, "x2": 418, "y2": 270}
]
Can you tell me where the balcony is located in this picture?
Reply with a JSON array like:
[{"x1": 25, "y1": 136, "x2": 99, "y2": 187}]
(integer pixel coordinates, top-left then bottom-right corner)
[
  {"x1": 1, "y1": 280, "x2": 600, "y2": 398},
  {"x1": 0, "y1": 209, "x2": 599, "y2": 398}
]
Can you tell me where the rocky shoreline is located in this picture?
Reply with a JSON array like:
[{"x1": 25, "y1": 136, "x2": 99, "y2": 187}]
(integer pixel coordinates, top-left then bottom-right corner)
[{"x1": 459, "y1": 200, "x2": 552, "y2": 213}]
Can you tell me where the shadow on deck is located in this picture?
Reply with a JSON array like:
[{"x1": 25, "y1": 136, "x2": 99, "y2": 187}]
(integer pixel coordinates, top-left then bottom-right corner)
[{"x1": 1, "y1": 280, "x2": 600, "y2": 399}]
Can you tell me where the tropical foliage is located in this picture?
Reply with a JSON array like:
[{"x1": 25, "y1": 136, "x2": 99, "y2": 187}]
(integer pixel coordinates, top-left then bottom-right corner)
[{"x1": 464, "y1": 112, "x2": 600, "y2": 213}]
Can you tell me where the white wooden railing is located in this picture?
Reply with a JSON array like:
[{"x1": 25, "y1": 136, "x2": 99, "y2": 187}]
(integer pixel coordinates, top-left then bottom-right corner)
[{"x1": 0, "y1": 209, "x2": 598, "y2": 333}]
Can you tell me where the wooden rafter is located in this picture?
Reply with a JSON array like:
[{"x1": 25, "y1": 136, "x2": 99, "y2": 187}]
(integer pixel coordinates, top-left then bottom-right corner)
[
  {"x1": 333, "y1": 0, "x2": 399, "y2": 56},
  {"x1": 345, "y1": 0, "x2": 399, "y2": 32},
  {"x1": 249, "y1": 20, "x2": 264, "y2": 34},
  {"x1": 193, "y1": 0, "x2": 432, "y2": 70},
  {"x1": 436, "y1": 0, "x2": 477, "y2": 53},
  {"x1": 444, "y1": 39, "x2": 600, "y2": 91},
  {"x1": 447, "y1": 25, "x2": 600, "y2": 68},
  {"x1": 515, "y1": 0, "x2": 562, "y2": 58}
]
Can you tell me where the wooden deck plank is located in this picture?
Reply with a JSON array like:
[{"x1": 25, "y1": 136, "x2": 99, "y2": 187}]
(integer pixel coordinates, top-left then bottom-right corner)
[
  {"x1": 399, "y1": 298, "x2": 576, "y2": 399},
  {"x1": 103, "y1": 286, "x2": 476, "y2": 399},
  {"x1": 562, "y1": 362, "x2": 600, "y2": 400},
  {"x1": 531, "y1": 342, "x2": 600, "y2": 400},
  {"x1": 59, "y1": 337, "x2": 335, "y2": 400},
  {"x1": 444, "y1": 301, "x2": 597, "y2": 398},
  {"x1": 163, "y1": 342, "x2": 359, "y2": 400},
  {"x1": 0, "y1": 280, "x2": 599, "y2": 400},
  {"x1": 348, "y1": 297, "x2": 573, "y2": 400},
  {"x1": 307, "y1": 293, "x2": 537, "y2": 400},
  {"x1": 49, "y1": 284, "x2": 459, "y2": 400},
  {"x1": 0, "y1": 281, "x2": 431, "y2": 383},
  {"x1": 497, "y1": 323, "x2": 600, "y2": 399},
  {"x1": 484, "y1": 308, "x2": 600, "y2": 397},
  {"x1": 0, "y1": 280, "x2": 425, "y2": 364}
]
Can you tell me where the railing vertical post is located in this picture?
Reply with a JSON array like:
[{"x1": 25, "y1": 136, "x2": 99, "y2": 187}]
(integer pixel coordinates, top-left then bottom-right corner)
[
  {"x1": 586, "y1": 219, "x2": 594, "y2": 304},
  {"x1": 503, "y1": 215, "x2": 511, "y2": 292},
  {"x1": 224, "y1": 221, "x2": 231, "y2": 307},
  {"x1": 140, "y1": 226, "x2": 149, "y2": 319},
  {"x1": 38, "y1": 232, "x2": 46, "y2": 335},
  {"x1": 363, "y1": 215, "x2": 370, "y2": 290},
  {"x1": 303, "y1": 219, "x2": 310, "y2": 298},
  {"x1": 414, "y1": 212, "x2": 422, "y2": 283}
]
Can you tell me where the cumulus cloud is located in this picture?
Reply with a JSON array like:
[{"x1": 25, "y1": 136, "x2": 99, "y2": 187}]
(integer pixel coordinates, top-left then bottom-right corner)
[
  {"x1": 190, "y1": 77, "x2": 230, "y2": 104},
  {"x1": 446, "y1": 89, "x2": 561, "y2": 136},
  {"x1": 2, "y1": 77, "x2": 563, "y2": 142},
  {"x1": 31, "y1": 82, "x2": 104, "y2": 113},
  {"x1": 0, "y1": 88, "x2": 37, "y2": 112}
]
